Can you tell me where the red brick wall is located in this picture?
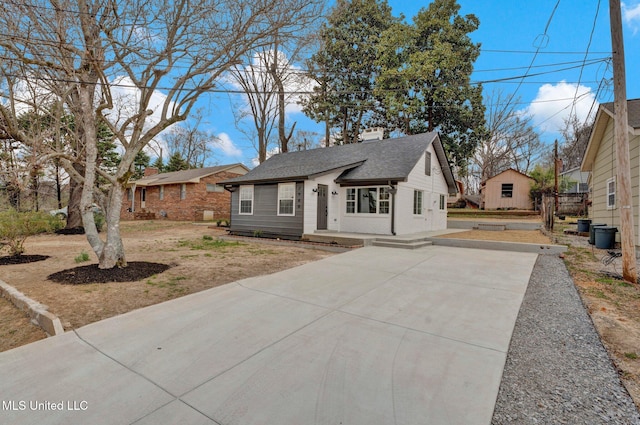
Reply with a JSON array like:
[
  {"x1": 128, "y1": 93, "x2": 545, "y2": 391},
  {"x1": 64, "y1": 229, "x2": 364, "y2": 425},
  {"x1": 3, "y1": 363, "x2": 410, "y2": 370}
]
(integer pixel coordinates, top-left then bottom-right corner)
[{"x1": 120, "y1": 170, "x2": 241, "y2": 221}]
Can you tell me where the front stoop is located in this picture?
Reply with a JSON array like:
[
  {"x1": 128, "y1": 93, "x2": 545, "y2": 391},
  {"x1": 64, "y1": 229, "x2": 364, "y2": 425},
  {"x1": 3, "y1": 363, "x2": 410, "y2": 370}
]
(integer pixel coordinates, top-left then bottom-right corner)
[{"x1": 372, "y1": 237, "x2": 433, "y2": 250}]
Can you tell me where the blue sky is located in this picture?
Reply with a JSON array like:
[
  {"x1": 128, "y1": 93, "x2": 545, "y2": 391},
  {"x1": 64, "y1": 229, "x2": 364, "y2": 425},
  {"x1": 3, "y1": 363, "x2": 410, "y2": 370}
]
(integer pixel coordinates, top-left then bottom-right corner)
[{"x1": 193, "y1": 0, "x2": 640, "y2": 168}]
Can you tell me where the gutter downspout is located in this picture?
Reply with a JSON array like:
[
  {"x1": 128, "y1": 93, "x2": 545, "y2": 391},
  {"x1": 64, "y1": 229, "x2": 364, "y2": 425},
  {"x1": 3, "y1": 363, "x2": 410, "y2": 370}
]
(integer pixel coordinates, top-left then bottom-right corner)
[{"x1": 389, "y1": 181, "x2": 397, "y2": 236}]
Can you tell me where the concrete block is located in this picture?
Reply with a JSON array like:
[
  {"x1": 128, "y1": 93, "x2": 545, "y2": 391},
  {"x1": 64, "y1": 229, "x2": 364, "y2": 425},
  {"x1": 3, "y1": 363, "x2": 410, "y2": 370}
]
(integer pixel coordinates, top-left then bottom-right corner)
[{"x1": 0, "y1": 280, "x2": 64, "y2": 336}]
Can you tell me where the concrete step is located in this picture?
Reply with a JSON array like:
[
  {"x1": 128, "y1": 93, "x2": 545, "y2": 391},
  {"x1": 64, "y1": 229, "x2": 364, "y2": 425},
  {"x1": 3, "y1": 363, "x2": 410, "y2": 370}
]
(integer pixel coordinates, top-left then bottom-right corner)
[
  {"x1": 371, "y1": 239, "x2": 433, "y2": 250},
  {"x1": 476, "y1": 223, "x2": 506, "y2": 231}
]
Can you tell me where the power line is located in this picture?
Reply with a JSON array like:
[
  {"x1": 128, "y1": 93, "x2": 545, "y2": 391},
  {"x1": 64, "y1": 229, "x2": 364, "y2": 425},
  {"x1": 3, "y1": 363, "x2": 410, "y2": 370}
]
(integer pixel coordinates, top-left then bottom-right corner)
[{"x1": 568, "y1": 0, "x2": 601, "y2": 121}]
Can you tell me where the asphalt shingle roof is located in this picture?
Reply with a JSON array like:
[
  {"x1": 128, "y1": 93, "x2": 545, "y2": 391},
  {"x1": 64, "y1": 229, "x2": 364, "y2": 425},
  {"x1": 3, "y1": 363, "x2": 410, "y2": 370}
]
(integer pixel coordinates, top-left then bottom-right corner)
[
  {"x1": 601, "y1": 99, "x2": 640, "y2": 129},
  {"x1": 222, "y1": 132, "x2": 457, "y2": 192},
  {"x1": 134, "y1": 164, "x2": 246, "y2": 186}
]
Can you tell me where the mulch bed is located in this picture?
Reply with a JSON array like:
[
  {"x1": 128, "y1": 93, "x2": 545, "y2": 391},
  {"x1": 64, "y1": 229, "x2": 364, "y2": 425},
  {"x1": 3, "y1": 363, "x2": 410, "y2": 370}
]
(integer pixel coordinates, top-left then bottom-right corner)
[
  {"x1": 48, "y1": 262, "x2": 172, "y2": 284},
  {"x1": 0, "y1": 255, "x2": 50, "y2": 266}
]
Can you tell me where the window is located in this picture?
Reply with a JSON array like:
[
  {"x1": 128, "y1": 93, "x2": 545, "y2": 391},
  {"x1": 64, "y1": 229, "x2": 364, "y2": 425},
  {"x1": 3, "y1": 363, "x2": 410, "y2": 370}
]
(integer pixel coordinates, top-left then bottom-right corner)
[
  {"x1": 439, "y1": 194, "x2": 445, "y2": 210},
  {"x1": 425, "y1": 152, "x2": 432, "y2": 176},
  {"x1": 413, "y1": 190, "x2": 423, "y2": 215},
  {"x1": 159, "y1": 185, "x2": 164, "y2": 200},
  {"x1": 607, "y1": 177, "x2": 616, "y2": 209},
  {"x1": 379, "y1": 187, "x2": 390, "y2": 214},
  {"x1": 206, "y1": 183, "x2": 224, "y2": 193},
  {"x1": 346, "y1": 188, "x2": 356, "y2": 213},
  {"x1": 278, "y1": 183, "x2": 295, "y2": 216},
  {"x1": 180, "y1": 184, "x2": 187, "y2": 200},
  {"x1": 239, "y1": 185, "x2": 253, "y2": 215},
  {"x1": 501, "y1": 183, "x2": 513, "y2": 198},
  {"x1": 345, "y1": 187, "x2": 390, "y2": 214}
]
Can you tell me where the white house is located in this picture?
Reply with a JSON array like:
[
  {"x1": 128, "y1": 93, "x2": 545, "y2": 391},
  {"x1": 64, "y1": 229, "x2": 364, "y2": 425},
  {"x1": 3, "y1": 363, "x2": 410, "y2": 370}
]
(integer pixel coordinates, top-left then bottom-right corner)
[{"x1": 221, "y1": 132, "x2": 457, "y2": 239}]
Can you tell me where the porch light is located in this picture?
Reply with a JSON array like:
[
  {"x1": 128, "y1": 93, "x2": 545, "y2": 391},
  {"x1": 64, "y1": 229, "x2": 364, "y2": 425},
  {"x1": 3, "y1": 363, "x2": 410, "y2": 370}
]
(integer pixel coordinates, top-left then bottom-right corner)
[{"x1": 331, "y1": 191, "x2": 338, "y2": 195}]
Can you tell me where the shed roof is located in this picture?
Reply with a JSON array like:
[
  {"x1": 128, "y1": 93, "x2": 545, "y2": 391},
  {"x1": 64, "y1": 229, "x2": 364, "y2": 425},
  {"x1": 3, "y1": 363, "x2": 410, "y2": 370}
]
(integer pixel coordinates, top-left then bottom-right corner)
[{"x1": 221, "y1": 132, "x2": 457, "y2": 193}]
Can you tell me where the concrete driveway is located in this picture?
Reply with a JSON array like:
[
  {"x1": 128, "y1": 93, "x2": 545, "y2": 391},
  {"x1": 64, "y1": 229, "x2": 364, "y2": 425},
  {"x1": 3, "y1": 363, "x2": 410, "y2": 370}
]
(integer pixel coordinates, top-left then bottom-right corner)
[{"x1": 0, "y1": 246, "x2": 537, "y2": 425}]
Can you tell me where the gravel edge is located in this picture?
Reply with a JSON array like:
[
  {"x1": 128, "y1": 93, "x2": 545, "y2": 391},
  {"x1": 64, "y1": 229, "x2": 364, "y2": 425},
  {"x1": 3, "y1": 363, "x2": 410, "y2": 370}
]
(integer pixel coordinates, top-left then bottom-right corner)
[{"x1": 491, "y1": 255, "x2": 640, "y2": 424}]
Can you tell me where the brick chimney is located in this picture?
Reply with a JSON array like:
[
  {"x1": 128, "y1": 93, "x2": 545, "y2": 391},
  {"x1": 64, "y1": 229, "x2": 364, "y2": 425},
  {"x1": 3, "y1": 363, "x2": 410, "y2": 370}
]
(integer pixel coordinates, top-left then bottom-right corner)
[{"x1": 144, "y1": 167, "x2": 159, "y2": 177}]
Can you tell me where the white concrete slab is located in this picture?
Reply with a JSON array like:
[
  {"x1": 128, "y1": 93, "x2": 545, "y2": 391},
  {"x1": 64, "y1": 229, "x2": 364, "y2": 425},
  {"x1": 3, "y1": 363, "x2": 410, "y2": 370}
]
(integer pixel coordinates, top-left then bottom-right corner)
[
  {"x1": 134, "y1": 400, "x2": 217, "y2": 425},
  {"x1": 76, "y1": 283, "x2": 329, "y2": 396},
  {"x1": 183, "y1": 311, "x2": 506, "y2": 425},
  {"x1": 340, "y1": 274, "x2": 526, "y2": 351},
  {"x1": 403, "y1": 246, "x2": 538, "y2": 293},
  {"x1": 0, "y1": 332, "x2": 173, "y2": 425},
  {"x1": 239, "y1": 258, "x2": 397, "y2": 308},
  {"x1": 0, "y1": 245, "x2": 538, "y2": 425}
]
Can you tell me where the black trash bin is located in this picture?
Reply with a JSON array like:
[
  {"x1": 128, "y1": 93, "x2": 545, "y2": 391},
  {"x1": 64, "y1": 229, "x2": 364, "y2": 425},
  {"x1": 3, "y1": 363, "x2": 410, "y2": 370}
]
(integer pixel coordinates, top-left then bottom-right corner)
[
  {"x1": 589, "y1": 223, "x2": 607, "y2": 245},
  {"x1": 577, "y1": 218, "x2": 592, "y2": 232},
  {"x1": 594, "y1": 226, "x2": 617, "y2": 249}
]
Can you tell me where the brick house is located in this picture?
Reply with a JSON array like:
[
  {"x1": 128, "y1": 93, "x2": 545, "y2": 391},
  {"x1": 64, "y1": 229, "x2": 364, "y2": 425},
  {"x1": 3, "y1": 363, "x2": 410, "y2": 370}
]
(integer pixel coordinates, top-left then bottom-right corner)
[{"x1": 121, "y1": 164, "x2": 249, "y2": 221}]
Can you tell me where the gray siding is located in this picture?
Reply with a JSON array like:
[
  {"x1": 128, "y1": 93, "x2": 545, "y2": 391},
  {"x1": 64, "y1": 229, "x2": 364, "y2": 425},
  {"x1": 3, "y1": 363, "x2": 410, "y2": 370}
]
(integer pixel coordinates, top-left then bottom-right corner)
[{"x1": 230, "y1": 182, "x2": 304, "y2": 239}]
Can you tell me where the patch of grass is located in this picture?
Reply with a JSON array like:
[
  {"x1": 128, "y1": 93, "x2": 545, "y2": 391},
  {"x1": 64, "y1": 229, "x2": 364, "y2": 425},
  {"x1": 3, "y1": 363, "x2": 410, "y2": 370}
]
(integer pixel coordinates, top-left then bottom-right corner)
[
  {"x1": 589, "y1": 288, "x2": 608, "y2": 299},
  {"x1": 146, "y1": 276, "x2": 187, "y2": 289},
  {"x1": 624, "y1": 352, "x2": 638, "y2": 360},
  {"x1": 596, "y1": 277, "x2": 619, "y2": 286},
  {"x1": 74, "y1": 251, "x2": 90, "y2": 263},
  {"x1": 178, "y1": 236, "x2": 241, "y2": 250},
  {"x1": 204, "y1": 253, "x2": 212, "y2": 257}
]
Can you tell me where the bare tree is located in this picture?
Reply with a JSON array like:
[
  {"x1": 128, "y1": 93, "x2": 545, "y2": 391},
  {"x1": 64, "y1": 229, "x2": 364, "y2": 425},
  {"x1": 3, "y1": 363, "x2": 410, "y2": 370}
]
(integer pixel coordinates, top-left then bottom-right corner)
[
  {"x1": 560, "y1": 114, "x2": 594, "y2": 170},
  {"x1": 473, "y1": 90, "x2": 543, "y2": 182},
  {"x1": 0, "y1": 0, "x2": 321, "y2": 269},
  {"x1": 164, "y1": 112, "x2": 217, "y2": 169},
  {"x1": 227, "y1": 7, "x2": 322, "y2": 163}
]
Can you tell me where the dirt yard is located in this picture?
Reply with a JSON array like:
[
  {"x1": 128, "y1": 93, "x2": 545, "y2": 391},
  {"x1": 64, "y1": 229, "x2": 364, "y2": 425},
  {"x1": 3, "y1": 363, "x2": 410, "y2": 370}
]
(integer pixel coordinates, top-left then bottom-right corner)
[
  {"x1": 0, "y1": 221, "x2": 334, "y2": 352},
  {"x1": 435, "y1": 229, "x2": 553, "y2": 244}
]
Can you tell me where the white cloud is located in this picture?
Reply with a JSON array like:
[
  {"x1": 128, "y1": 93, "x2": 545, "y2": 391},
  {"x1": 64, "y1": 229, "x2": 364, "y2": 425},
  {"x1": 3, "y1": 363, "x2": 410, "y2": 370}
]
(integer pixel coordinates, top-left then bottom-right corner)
[
  {"x1": 526, "y1": 81, "x2": 598, "y2": 133},
  {"x1": 623, "y1": 2, "x2": 640, "y2": 33},
  {"x1": 215, "y1": 133, "x2": 243, "y2": 157},
  {"x1": 107, "y1": 76, "x2": 171, "y2": 133}
]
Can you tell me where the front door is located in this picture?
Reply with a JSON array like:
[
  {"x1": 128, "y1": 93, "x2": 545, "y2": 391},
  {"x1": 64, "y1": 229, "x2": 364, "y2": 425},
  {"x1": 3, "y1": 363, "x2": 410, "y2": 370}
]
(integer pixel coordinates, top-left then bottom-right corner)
[
  {"x1": 317, "y1": 184, "x2": 328, "y2": 230},
  {"x1": 141, "y1": 188, "x2": 146, "y2": 209}
]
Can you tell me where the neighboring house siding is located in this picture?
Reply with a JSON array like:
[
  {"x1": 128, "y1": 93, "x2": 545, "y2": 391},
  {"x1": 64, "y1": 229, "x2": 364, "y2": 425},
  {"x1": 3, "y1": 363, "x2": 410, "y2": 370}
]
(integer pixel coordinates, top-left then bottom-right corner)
[
  {"x1": 230, "y1": 182, "x2": 304, "y2": 238},
  {"x1": 121, "y1": 170, "x2": 242, "y2": 221},
  {"x1": 482, "y1": 169, "x2": 533, "y2": 210},
  {"x1": 589, "y1": 121, "x2": 640, "y2": 243}
]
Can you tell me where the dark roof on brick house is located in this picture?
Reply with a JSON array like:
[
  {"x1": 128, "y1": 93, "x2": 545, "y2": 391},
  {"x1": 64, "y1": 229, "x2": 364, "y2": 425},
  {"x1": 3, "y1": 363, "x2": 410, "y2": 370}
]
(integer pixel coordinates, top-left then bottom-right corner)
[{"x1": 132, "y1": 164, "x2": 249, "y2": 187}]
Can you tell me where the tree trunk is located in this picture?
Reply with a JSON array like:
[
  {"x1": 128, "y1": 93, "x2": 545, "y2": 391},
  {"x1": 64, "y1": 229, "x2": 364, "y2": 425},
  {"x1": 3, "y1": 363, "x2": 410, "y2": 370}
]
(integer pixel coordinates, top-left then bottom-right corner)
[
  {"x1": 65, "y1": 163, "x2": 84, "y2": 229},
  {"x1": 98, "y1": 183, "x2": 127, "y2": 268}
]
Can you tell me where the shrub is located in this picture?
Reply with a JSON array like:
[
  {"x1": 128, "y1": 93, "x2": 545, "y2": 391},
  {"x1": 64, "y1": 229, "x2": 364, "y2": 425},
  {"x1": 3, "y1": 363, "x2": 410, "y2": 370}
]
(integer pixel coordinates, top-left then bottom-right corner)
[
  {"x1": 74, "y1": 251, "x2": 90, "y2": 263},
  {"x1": 0, "y1": 210, "x2": 61, "y2": 256}
]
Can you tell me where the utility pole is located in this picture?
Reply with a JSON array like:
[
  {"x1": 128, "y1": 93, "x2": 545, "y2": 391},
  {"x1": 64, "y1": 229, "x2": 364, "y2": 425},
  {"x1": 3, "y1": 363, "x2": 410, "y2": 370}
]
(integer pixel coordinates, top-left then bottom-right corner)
[
  {"x1": 609, "y1": 0, "x2": 637, "y2": 283},
  {"x1": 554, "y1": 139, "x2": 559, "y2": 212}
]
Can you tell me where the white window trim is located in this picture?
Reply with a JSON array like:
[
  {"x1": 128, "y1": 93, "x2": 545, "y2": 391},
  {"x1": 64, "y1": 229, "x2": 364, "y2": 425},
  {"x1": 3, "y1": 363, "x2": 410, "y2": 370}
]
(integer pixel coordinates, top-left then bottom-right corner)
[
  {"x1": 344, "y1": 186, "x2": 390, "y2": 215},
  {"x1": 239, "y1": 185, "x2": 254, "y2": 215},
  {"x1": 413, "y1": 190, "x2": 424, "y2": 215},
  {"x1": 277, "y1": 183, "x2": 296, "y2": 216},
  {"x1": 606, "y1": 177, "x2": 616, "y2": 210}
]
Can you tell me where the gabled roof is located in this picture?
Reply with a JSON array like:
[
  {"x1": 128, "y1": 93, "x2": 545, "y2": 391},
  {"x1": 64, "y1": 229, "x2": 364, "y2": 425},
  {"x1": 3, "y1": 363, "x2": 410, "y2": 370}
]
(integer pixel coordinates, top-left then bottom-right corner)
[
  {"x1": 582, "y1": 99, "x2": 640, "y2": 171},
  {"x1": 133, "y1": 163, "x2": 249, "y2": 187},
  {"x1": 221, "y1": 132, "x2": 457, "y2": 193},
  {"x1": 482, "y1": 168, "x2": 534, "y2": 185}
]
